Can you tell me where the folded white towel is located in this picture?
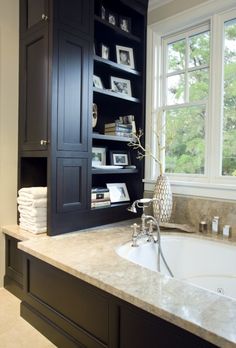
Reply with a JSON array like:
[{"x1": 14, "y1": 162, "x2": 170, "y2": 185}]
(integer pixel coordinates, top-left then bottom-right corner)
[
  {"x1": 19, "y1": 219, "x2": 46, "y2": 229},
  {"x1": 18, "y1": 187, "x2": 47, "y2": 199},
  {"x1": 19, "y1": 216, "x2": 47, "y2": 226},
  {"x1": 19, "y1": 213, "x2": 46, "y2": 223},
  {"x1": 18, "y1": 205, "x2": 47, "y2": 217},
  {"x1": 17, "y1": 197, "x2": 47, "y2": 208},
  {"x1": 20, "y1": 222, "x2": 47, "y2": 234}
]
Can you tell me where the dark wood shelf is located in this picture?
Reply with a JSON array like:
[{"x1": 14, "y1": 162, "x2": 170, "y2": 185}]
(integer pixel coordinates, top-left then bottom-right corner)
[
  {"x1": 94, "y1": 55, "x2": 140, "y2": 76},
  {"x1": 94, "y1": 15, "x2": 141, "y2": 43},
  {"x1": 92, "y1": 168, "x2": 138, "y2": 174},
  {"x1": 92, "y1": 133, "x2": 132, "y2": 142},
  {"x1": 93, "y1": 87, "x2": 140, "y2": 103}
]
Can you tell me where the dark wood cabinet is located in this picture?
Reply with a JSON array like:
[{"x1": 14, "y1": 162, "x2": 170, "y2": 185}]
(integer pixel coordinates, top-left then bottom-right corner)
[
  {"x1": 4, "y1": 235, "x2": 24, "y2": 299},
  {"x1": 18, "y1": 0, "x2": 148, "y2": 235},
  {"x1": 21, "y1": 253, "x2": 217, "y2": 348}
]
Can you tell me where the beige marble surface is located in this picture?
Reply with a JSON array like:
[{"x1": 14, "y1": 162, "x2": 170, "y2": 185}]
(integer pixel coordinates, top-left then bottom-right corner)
[
  {"x1": 2, "y1": 224, "x2": 47, "y2": 241},
  {"x1": 3, "y1": 223, "x2": 236, "y2": 347}
]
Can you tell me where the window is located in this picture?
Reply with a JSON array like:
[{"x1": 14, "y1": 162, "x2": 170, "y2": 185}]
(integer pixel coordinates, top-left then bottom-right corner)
[
  {"x1": 162, "y1": 25, "x2": 210, "y2": 175},
  {"x1": 146, "y1": 2, "x2": 236, "y2": 199}
]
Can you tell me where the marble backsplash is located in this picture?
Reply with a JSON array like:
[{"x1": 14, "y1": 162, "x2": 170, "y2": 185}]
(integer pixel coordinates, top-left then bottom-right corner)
[{"x1": 144, "y1": 192, "x2": 236, "y2": 237}]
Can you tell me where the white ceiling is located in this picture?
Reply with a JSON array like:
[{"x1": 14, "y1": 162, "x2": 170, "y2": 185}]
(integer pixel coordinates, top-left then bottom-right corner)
[{"x1": 148, "y1": 0, "x2": 175, "y2": 11}]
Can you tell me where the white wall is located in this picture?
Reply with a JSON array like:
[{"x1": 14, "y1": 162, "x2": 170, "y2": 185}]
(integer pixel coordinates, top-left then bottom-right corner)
[
  {"x1": 0, "y1": 0, "x2": 19, "y2": 286},
  {"x1": 148, "y1": 0, "x2": 209, "y2": 24}
]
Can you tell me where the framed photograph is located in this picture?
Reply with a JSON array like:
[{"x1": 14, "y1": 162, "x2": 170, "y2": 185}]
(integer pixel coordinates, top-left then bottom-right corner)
[
  {"x1": 92, "y1": 147, "x2": 106, "y2": 167},
  {"x1": 119, "y1": 16, "x2": 131, "y2": 33},
  {"x1": 110, "y1": 150, "x2": 130, "y2": 166},
  {"x1": 92, "y1": 103, "x2": 98, "y2": 128},
  {"x1": 108, "y1": 11, "x2": 117, "y2": 26},
  {"x1": 116, "y1": 45, "x2": 135, "y2": 69},
  {"x1": 106, "y1": 183, "x2": 130, "y2": 203},
  {"x1": 100, "y1": 5, "x2": 106, "y2": 20},
  {"x1": 93, "y1": 75, "x2": 103, "y2": 89},
  {"x1": 101, "y1": 43, "x2": 110, "y2": 60},
  {"x1": 111, "y1": 76, "x2": 132, "y2": 96}
]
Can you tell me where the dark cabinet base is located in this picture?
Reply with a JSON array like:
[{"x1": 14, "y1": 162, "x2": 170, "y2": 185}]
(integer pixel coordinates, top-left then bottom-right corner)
[
  {"x1": 21, "y1": 253, "x2": 217, "y2": 348},
  {"x1": 4, "y1": 235, "x2": 24, "y2": 300}
]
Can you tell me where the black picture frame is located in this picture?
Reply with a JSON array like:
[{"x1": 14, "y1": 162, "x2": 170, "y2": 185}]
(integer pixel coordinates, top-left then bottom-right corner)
[
  {"x1": 119, "y1": 16, "x2": 131, "y2": 33},
  {"x1": 110, "y1": 150, "x2": 130, "y2": 166},
  {"x1": 107, "y1": 11, "x2": 118, "y2": 26}
]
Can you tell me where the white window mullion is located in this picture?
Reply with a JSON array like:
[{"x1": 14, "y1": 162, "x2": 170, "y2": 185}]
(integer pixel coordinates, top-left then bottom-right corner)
[{"x1": 185, "y1": 36, "x2": 189, "y2": 103}]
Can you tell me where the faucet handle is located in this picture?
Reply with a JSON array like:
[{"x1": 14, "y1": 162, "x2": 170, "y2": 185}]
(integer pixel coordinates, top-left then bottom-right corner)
[
  {"x1": 131, "y1": 223, "x2": 140, "y2": 236},
  {"x1": 147, "y1": 220, "x2": 154, "y2": 234}
]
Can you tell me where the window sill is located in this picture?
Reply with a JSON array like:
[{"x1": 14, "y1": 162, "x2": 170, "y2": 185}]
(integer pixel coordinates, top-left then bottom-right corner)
[{"x1": 144, "y1": 178, "x2": 236, "y2": 201}]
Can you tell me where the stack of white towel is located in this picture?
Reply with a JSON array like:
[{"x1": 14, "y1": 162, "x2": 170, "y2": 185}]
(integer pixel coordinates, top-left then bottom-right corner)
[{"x1": 17, "y1": 187, "x2": 47, "y2": 234}]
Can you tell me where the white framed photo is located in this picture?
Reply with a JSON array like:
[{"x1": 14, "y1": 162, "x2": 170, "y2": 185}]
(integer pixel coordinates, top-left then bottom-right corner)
[
  {"x1": 106, "y1": 183, "x2": 130, "y2": 203},
  {"x1": 101, "y1": 43, "x2": 110, "y2": 60},
  {"x1": 92, "y1": 147, "x2": 106, "y2": 167},
  {"x1": 110, "y1": 150, "x2": 130, "y2": 166},
  {"x1": 110, "y1": 76, "x2": 132, "y2": 96},
  {"x1": 116, "y1": 45, "x2": 135, "y2": 69},
  {"x1": 93, "y1": 75, "x2": 103, "y2": 89}
]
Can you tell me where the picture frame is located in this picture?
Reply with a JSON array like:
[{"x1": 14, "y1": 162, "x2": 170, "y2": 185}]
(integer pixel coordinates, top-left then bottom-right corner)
[
  {"x1": 110, "y1": 150, "x2": 130, "y2": 166},
  {"x1": 93, "y1": 75, "x2": 103, "y2": 89},
  {"x1": 110, "y1": 76, "x2": 132, "y2": 96},
  {"x1": 92, "y1": 147, "x2": 106, "y2": 167},
  {"x1": 108, "y1": 11, "x2": 118, "y2": 26},
  {"x1": 119, "y1": 16, "x2": 131, "y2": 33},
  {"x1": 116, "y1": 45, "x2": 135, "y2": 69},
  {"x1": 92, "y1": 103, "x2": 98, "y2": 128},
  {"x1": 100, "y1": 5, "x2": 106, "y2": 20},
  {"x1": 101, "y1": 43, "x2": 110, "y2": 60},
  {"x1": 106, "y1": 183, "x2": 130, "y2": 203}
]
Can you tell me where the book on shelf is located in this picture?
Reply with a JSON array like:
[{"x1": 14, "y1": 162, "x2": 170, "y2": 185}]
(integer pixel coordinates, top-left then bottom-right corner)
[
  {"x1": 91, "y1": 192, "x2": 110, "y2": 200},
  {"x1": 104, "y1": 131, "x2": 132, "y2": 138},
  {"x1": 91, "y1": 200, "x2": 111, "y2": 208},
  {"x1": 92, "y1": 187, "x2": 109, "y2": 193},
  {"x1": 105, "y1": 126, "x2": 132, "y2": 133},
  {"x1": 104, "y1": 122, "x2": 132, "y2": 129}
]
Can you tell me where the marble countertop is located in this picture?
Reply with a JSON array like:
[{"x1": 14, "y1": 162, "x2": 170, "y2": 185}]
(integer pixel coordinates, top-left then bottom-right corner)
[{"x1": 3, "y1": 223, "x2": 236, "y2": 347}]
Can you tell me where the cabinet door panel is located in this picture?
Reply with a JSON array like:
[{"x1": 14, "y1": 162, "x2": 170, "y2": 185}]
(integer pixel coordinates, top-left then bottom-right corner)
[
  {"x1": 56, "y1": 158, "x2": 88, "y2": 213},
  {"x1": 20, "y1": 31, "x2": 48, "y2": 151},
  {"x1": 58, "y1": 0, "x2": 91, "y2": 35},
  {"x1": 57, "y1": 31, "x2": 91, "y2": 152},
  {"x1": 20, "y1": 0, "x2": 48, "y2": 36}
]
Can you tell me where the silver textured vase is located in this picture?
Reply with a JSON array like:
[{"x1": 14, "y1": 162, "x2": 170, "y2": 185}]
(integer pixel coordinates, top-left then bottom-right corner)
[{"x1": 153, "y1": 175, "x2": 172, "y2": 222}]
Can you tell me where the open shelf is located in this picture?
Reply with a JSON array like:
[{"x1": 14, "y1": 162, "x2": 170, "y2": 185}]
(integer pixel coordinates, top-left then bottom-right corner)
[
  {"x1": 92, "y1": 168, "x2": 138, "y2": 175},
  {"x1": 94, "y1": 55, "x2": 141, "y2": 76},
  {"x1": 92, "y1": 133, "x2": 132, "y2": 142},
  {"x1": 93, "y1": 87, "x2": 140, "y2": 103},
  {"x1": 94, "y1": 15, "x2": 141, "y2": 43}
]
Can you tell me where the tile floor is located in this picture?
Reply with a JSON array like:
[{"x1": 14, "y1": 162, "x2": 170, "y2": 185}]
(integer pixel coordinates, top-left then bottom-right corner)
[{"x1": 0, "y1": 288, "x2": 56, "y2": 347}]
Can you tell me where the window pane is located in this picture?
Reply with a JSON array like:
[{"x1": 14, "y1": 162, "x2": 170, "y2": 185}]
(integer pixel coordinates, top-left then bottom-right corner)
[
  {"x1": 222, "y1": 18, "x2": 236, "y2": 176},
  {"x1": 165, "y1": 106, "x2": 205, "y2": 174},
  {"x1": 189, "y1": 68, "x2": 209, "y2": 102},
  {"x1": 167, "y1": 39, "x2": 185, "y2": 73},
  {"x1": 189, "y1": 31, "x2": 210, "y2": 68},
  {"x1": 167, "y1": 74, "x2": 185, "y2": 104}
]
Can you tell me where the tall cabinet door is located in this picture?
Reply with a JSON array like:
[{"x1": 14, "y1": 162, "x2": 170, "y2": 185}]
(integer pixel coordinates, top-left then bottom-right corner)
[{"x1": 19, "y1": 28, "x2": 49, "y2": 152}]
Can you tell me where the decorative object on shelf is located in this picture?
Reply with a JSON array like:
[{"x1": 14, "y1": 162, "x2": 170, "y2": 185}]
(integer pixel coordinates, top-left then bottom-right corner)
[
  {"x1": 108, "y1": 11, "x2": 117, "y2": 26},
  {"x1": 106, "y1": 183, "x2": 130, "y2": 203},
  {"x1": 101, "y1": 43, "x2": 110, "y2": 60},
  {"x1": 91, "y1": 187, "x2": 111, "y2": 208},
  {"x1": 111, "y1": 76, "x2": 132, "y2": 96},
  {"x1": 119, "y1": 115, "x2": 136, "y2": 134},
  {"x1": 104, "y1": 120, "x2": 133, "y2": 137},
  {"x1": 93, "y1": 75, "x2": 103, "y2": 89},
  {"x1": 92, "y1": 147, "x2": 106, "y2": 167},
  {"x1": 116, "y1": 45, "x2": 135, "y2": 69},
  {"x1": 128, "y1": 129, "x2": 172, "y2": 222},
  {"x1": 110, "y1": 150, "x2": 130, "y2": 166},
  {"x1": 100, "y1": 5, "x2": 106, "y2": 20},
  {"x1": 119, "y1": 16, "x2": 131, "y2": 33},
  {"x1": 92, "y1": 103, "x2": 98, "y2": 128}
]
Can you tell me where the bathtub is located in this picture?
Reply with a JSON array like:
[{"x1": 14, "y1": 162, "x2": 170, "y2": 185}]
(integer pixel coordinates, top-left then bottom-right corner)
[{"x1": 116, "y1": 234, "x2": 236, "y2": 300}]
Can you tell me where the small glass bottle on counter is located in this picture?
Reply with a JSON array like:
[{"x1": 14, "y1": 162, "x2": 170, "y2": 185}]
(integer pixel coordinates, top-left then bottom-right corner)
[{"x1": 212, "y1": 216, "x2": 219, "y2": 234}]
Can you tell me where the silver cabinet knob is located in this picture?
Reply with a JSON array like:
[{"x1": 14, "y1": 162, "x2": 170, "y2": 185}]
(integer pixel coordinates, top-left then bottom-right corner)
[
  {"x1": 41, "y1": 14, "x2": 48, "y2": 21},
  {"x1": 40, "y1": 140, "x2": 48, "y2": 146}
]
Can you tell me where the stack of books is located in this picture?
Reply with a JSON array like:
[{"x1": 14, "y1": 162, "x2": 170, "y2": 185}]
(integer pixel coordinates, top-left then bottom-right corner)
[
  {"x1": 91, "y1": 187, "x2": 111, "y2": 208},
  {"x1": 104, "y1": 121, "x2": 133, "y2": 137}
]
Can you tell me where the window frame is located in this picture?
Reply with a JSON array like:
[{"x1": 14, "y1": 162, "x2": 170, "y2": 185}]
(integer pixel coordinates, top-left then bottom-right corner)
[{"x1": 145, "y1": 0, "x2": 236, "y2": 200}]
